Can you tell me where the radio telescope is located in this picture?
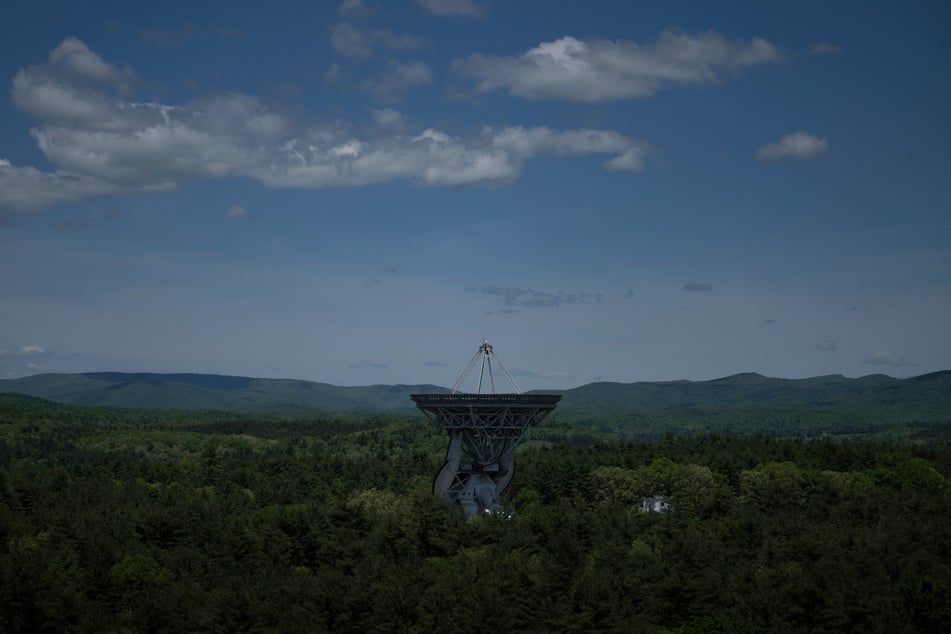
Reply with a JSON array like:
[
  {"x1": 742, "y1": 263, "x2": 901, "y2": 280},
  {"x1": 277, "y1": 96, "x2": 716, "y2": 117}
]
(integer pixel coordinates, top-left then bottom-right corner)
[{"x1": 411, "y1": 341, "x2": 560, "y2": 516}]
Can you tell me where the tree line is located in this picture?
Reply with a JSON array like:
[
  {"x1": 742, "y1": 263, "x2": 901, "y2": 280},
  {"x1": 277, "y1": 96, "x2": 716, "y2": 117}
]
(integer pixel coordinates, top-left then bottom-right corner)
[{"x1": 1, "y1": 395, "x2": 949, "y2": 632}]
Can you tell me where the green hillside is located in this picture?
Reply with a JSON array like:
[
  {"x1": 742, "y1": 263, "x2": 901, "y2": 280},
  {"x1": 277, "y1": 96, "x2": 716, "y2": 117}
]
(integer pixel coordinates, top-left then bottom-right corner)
[
  {"x1": 0, "y1": 372, "x2": 447, "y2": 412},
  {"x1": 1, "y1": 371, "x2": 949, "y2": 441}
]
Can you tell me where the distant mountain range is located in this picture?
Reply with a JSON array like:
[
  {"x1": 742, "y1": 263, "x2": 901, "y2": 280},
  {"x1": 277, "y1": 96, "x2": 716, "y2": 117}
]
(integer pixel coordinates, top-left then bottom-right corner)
[{"x1": 1, "y1": 370, "x2": 949, "y2": 418}]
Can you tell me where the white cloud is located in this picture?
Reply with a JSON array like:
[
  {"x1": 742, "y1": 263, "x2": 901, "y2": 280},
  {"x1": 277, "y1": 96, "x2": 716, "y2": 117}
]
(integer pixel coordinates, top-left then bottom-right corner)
[
  {"x1": 415, "y1": 0, "x2": 485, "y2": 18},
  {"x1": 756, "y1": 132, "x2": 828, "y2": 161},
  {"x1": 453, "y1": 30, "x2": 782, "y2": 102},
  {"x1": 47, "y1": 37, "x2": 132, "y2": 85},
  {"x1": 3, "y1": 38, "x2": 651, "y2": 213},
  {"x1": 370, "y1": 107, "x2": 408, "y2": 130},
  {"x1": 0, "y1": 344, "x2": 51, "y2": 358},
  {"x1": 864, "y1": 351, "x2": 916, "y2": 367},
  {"x1": 330, "y1": 23, "x2": 428, "y2": 58},
  {"x1": 0, "y1": 161, "x2": 122, "y2": 214},
  {"x1": 225, "y1": 206, "x2": 248, "y2": 218}
]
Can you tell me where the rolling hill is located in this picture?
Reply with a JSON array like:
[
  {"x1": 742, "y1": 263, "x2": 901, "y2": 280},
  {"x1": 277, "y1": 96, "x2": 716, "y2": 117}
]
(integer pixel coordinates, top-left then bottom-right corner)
[
  {"x1": 0, "y1": 371, "x2": 949, "y2": 420},
  {"x1": 0, "y1": 372, "x2": 447, "y2": 412}
]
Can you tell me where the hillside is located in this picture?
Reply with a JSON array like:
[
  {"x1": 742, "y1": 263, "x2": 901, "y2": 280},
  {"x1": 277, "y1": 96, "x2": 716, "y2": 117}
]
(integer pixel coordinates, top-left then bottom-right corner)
[
  {"x1": 0, "y1": 372, "x2": 447, "y2": 412},
  {"x1": 1, "y1": 371, "x2": 949, "y2": 426}
]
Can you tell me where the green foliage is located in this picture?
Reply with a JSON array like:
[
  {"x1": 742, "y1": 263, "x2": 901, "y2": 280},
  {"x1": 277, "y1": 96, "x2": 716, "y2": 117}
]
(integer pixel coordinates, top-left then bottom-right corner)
[{"x1": 0, "y1": 397, "x2": 950, "y2": 631}]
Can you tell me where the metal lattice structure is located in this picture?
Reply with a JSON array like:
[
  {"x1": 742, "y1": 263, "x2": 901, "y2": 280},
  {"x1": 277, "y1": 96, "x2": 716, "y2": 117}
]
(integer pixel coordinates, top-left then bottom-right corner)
[{"x1": 411, "y1": 342, "x2": 560, "y2": 516}]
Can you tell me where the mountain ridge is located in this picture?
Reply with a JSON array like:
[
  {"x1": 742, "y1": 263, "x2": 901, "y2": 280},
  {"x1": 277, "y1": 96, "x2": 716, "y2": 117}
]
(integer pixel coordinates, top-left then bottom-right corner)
[{"x1": 1, "y1": 370, "x2": 948, "y2": 417}]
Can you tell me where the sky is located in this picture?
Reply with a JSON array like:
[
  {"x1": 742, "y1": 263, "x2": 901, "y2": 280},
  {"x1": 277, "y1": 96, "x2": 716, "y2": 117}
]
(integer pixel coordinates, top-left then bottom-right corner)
[{"x1": 1, "y1": 0, "x2": 949, "y2": 390}]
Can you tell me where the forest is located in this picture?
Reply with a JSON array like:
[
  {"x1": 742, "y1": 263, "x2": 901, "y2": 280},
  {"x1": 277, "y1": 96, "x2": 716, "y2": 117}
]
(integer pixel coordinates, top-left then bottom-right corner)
[{"x1": 1, "y1": 392, "x2": 950, "y2": 632}]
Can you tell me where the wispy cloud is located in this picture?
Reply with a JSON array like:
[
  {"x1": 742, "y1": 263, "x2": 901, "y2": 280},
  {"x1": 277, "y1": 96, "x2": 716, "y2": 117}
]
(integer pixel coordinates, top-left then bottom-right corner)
[
  {"x1": 225, "y1": 206, "x2": 248, "y2": 218},
  {"x1": 453, "y1": 30, "x2": 782, "y2": 103},
  {"x1": 467, "y1": 285, "x2": 603, "y2": 308},
  {"x1": 349, "y1": 359, "x2": 390, "y2": 369},
  {"x1": 809, "y1": 42, "x2": 842, "y2": 56},
  {"x1": 415, "y1": 0, "x2": 485, "y2": 18},
  {"x1": 682, "y1": 281, "x2": 713, "y2": 292},
  {"x1": 756, "y1": 132, "x2": 828, "y2": 161},
  {"x1": 337, "y1": 0, "x2": 375, "y2": 18},
  {"x1": 0, "y1": 344, "x2": 51, "y2": 358},
  {"x1": 330, "y1": 23, "x2": 428, "y2": 58},
  {"x1": 816, "y1": 340, "x2": 837, "y2": 351},
  {"x1": 363, "y1": 60, "x2": 434, "y2": 99},
  {"x1": 864, "y1": 351, "x2": 916, "y2": 367}
]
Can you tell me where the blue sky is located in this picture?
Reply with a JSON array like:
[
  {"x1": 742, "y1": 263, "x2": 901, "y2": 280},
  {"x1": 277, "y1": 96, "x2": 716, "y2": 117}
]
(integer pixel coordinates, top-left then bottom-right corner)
[{"x1": 1, "y1": 0, "x2": 949, "y2": 389}]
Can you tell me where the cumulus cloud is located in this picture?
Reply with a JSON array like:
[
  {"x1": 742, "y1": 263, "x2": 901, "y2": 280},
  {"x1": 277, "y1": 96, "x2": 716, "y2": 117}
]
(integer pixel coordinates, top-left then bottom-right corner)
[
  {"x1": 816, "y1": 340, "x2": 837, "y2": 351},
  {"x1": 3, "y1": 39, "x2": 651, "y2": 214},
  {"x1": 864, "y1": 351, "x2": 916, "y2": 367},
  {"x1": 756, "y1": 132, "x2": 828, "y2": 161},
  {"x1": 0, "y1": 344, "x2": 51, "y2": 358},
  {"x1": 453, "y1": 29, "x2": 782, "y2": 102},
  {"x1": 349, "y1": 359, "x2": 390, "y2": 369},
  {"x1": 467, "y1": 285, "x2": 603, "y2": 308},
  {"x1": 330, "y1": 23, "x2": 428, "y2": 58},
  {"x1": 0, "y1": 161, "x2": 124, "y2": 214},
  {"x1": 682, "y1": 282, "x2": 713, "y2": 292},
  {"x1": 415, "y1": 0, "x2": 485, "y2": 18}
]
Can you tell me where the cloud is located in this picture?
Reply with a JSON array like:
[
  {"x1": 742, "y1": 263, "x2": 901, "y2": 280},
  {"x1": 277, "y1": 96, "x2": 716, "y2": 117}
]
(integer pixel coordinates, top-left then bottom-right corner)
[
  {"x1": 809, "y1": 42, "x2": 842, "y2": 56},
  {"x1": 0, "y1": 161, "x2": 124, "y2": 214},
  {"x1": 363, "y1": 60, "x2": 434, "y2": 99},
  {"x1": 764, "y1": 318, "x2": 776, "y2": 324},
  {"x1": 756, "y1": 132, "x2": 828, "y2": 161},
  {"x1": 349, "y1": 359, "x2": 390, "y2": 369},
  {"x1": 225, "y1": 206, "x2": 248, "y2": 218},
  {"x1": 423, "y1": 360, "x2": 448, "y2": 367},
  {"x1": 816, "y1": 340, "x2": 837, "y2": 351},
  {"x1": 864, "y1": 351, "x2": 916, "y2": 367},
  {"x1": 0, "y1": 344, "x2": 51, "y2": 358},
  {"x1": 682, "y1": 282, "x2": 713, "y2": 292},
  {"x1": 467, "y1": 285, "x2": 603, "y2": 308},
  {"x1": 337, "y1": 0, "x2": 375, "y2": 18},
  {"x1": 453, "y1": 29, "x2": 782, "y2": 102},
  {"x1": 4, "y1": 39, "x2": 652, "y2": 213},
  {"x1": 625, "y1": 289, "x2": 635, "y2": 297},
  {"x1": 415, "y1": 0, "x2": 485, "y2": 18},
  {"x1": 330, "y1": 23, "x2": 428, "y2": 58},
  {"x1": 370, "y1": 108, "x2": 408, "y2": 130}
]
